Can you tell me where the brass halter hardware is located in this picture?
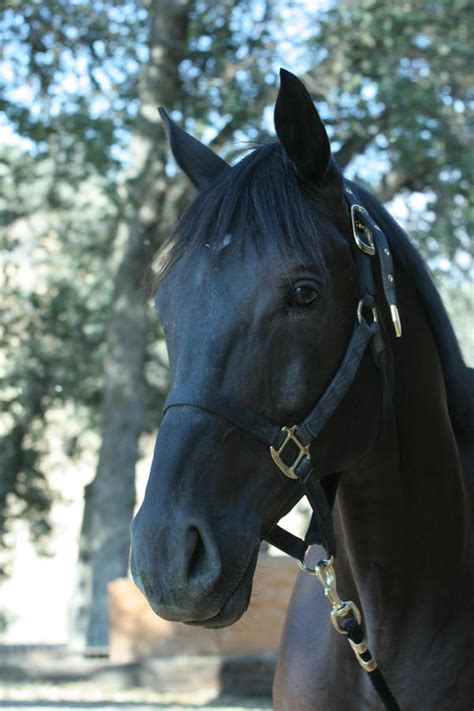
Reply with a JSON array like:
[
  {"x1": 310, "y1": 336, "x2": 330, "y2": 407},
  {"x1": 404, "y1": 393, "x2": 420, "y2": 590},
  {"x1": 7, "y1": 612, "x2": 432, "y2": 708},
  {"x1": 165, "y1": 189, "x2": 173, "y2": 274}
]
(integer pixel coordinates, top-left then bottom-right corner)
[
  {"x1": 349, "y1": 194, "x2": 403, "y2": 339},
  {"x1": 351, "y1": 204, "x2": 376, "y2": 256},
  {"x1": 270, "y1": 425, "x2": 311, "y2": 480},
  {"x1": 298, "y1": 556, "x2": 378, "y2": 673},
  {"x1": 390, "y1": 304, "x2": 402, "y2": 338},
  {"x1": 357, "y1": 300, "x2": 378, "y2": 326}
]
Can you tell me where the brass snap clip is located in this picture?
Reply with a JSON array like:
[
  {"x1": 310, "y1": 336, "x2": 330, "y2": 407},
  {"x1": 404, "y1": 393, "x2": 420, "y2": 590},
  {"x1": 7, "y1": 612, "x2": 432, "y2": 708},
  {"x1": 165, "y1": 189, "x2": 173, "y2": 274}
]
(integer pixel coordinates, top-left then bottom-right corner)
[
  {"x1": 298, "y1": 555, "x2": 377, "y2": 672},
  {"x1": 312, "y1": 557, "x2": 362, "y2": 634}
]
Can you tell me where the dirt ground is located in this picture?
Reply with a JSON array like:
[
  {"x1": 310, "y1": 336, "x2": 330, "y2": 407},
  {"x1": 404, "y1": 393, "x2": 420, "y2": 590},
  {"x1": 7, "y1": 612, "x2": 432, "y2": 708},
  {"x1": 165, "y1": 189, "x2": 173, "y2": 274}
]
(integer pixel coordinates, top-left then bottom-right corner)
[
  {"x1": 0, "y1": 649, "x2": 273, "y2": 711},
  {"x1": 0, "y1": 680, "x2": 272, "y2": 711},
  {"x1": 0, "y1": 682, "x2": 272, "y2": 711}
]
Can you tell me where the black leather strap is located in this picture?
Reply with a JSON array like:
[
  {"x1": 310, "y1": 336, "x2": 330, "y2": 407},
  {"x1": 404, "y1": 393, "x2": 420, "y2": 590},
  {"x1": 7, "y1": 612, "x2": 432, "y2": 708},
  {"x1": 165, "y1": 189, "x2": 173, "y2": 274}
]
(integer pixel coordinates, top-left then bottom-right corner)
[
  {"x1": 297, "y1": 319, "x2": 377, "y2": 445},
  {"x1": 164, "y1": 387, "x2": 282, "y2": 448},
  {"x1": 372, "y1": 222, "x2": 398, "y2": 312},
  {"x1": 299, "y1": 472, "x2": 337, "y2": 555},
  {"x1": 346, "y1": 185, "x2": 401, "y2": 338},
  {"x1": 305, "y1": 473, "x2": 341, "y2": 546},
  {"x1": 265, "y1": 525, "x2": 309, "y2": 562}
]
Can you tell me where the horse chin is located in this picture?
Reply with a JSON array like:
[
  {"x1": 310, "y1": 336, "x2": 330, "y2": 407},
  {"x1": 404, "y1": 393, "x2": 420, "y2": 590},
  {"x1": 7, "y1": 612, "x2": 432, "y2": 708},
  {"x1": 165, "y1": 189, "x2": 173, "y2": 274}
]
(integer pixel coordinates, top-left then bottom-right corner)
[
  {"x1": 186, "y1": 545, "x2": 259, "y2": 629},
  {"x1": 188, "y1": 578, "x2": 251, "y2": 629}
]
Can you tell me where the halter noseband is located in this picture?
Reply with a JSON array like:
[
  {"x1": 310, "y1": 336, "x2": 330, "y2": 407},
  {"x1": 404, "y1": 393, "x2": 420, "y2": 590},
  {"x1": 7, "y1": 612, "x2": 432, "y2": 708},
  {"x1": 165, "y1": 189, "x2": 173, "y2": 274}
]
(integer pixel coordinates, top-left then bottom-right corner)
[{"x1": 161, "y1": 183, "x2": 402, "y2": 711}]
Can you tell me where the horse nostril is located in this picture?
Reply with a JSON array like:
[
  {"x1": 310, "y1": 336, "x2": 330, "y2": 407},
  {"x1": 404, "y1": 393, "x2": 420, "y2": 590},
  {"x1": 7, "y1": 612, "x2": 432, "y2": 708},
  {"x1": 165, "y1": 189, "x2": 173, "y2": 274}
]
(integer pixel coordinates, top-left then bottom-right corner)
[
  {"x1": 184, "y1": 524, "x2": 221, "y2": 592},
  {"x1": 187, "y1": 526, "x2": 205, "y2": 580}
]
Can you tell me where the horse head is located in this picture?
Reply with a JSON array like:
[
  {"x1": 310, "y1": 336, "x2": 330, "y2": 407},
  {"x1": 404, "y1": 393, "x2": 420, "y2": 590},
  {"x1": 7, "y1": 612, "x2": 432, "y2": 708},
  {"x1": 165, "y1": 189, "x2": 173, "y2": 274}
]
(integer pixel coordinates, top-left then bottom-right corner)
[{"x1": 130, "y1": 70, "x2": 382, "y2": 628}]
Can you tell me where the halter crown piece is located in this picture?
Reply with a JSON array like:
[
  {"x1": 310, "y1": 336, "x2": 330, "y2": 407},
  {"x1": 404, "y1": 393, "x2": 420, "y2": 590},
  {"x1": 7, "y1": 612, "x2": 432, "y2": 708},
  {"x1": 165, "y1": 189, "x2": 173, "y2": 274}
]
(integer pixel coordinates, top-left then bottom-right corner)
[{"x1": 162, "y1": 182, "x2": 402, "y2": 711}]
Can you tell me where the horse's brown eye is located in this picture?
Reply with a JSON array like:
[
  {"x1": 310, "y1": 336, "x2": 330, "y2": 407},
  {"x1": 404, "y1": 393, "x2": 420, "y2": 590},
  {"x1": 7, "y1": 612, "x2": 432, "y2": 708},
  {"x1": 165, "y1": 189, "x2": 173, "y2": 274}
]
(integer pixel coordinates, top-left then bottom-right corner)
[{"x1": 289, "y1": 282, "x2": 320, "y2": 307}]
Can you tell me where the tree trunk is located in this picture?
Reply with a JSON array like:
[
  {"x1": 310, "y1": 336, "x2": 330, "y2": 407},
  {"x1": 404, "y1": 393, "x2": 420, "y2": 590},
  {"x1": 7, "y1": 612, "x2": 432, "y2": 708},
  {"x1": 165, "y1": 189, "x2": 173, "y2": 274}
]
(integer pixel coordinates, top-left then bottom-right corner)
[{"x1": 75, "y1": 0, "x2": 193, "y2": 649}]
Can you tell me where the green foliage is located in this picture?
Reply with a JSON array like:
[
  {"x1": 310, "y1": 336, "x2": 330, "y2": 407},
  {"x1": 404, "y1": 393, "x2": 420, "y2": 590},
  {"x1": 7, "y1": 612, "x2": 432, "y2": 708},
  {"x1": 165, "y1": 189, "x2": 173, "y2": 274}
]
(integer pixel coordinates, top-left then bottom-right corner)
[
  {"x1": 183, "y1": 1, "x2": 277, "y2": 143},
  {"x1": 308, "y1": 0, "x2": 473, "y2": 272},
  {"x1": 0, "y1": 144, "x2": 116, "y2": 571},
  {"x1": 0, "y1": 0, "x2": 281, "y2": 583},
  {"x1": 0, "y1": 0, "x2": 472, "y2": 597},
  {"x1": 0, "y1": 0, "x2": 144, "y2": 573}
]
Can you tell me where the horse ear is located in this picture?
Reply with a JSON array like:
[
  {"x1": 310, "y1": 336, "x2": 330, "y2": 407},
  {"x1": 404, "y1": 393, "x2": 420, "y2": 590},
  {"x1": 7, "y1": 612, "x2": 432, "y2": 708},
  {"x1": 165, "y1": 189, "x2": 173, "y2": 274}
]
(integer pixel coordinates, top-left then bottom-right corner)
[
  {"x1": 159, "y1": 108, "x2": 230, "y2": 190},
  {"x1": 274, "y1": 69, "x2": 331, "y2": 185}
]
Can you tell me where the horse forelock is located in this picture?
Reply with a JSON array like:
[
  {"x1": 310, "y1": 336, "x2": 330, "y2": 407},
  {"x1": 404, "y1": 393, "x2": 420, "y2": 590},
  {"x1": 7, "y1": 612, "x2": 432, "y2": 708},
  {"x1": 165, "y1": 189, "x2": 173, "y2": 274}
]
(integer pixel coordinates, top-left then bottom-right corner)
[{"x1": 150, "y1": 142, "x2": 339, "y2": 288}]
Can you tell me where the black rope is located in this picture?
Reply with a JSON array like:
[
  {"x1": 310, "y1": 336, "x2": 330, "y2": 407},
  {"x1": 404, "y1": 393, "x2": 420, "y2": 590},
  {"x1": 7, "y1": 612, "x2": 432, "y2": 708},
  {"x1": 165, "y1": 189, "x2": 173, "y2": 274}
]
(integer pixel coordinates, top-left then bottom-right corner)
[{"x1": 340, "y1": 617, "x2": 400, "y2": 711}]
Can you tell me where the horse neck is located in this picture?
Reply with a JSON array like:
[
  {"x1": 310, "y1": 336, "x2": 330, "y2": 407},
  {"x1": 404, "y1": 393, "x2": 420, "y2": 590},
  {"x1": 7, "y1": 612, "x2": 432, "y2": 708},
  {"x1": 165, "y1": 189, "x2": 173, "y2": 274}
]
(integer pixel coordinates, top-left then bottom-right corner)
[{"x1": 335, "y1": 274, "x2": 472, "y2": 629}]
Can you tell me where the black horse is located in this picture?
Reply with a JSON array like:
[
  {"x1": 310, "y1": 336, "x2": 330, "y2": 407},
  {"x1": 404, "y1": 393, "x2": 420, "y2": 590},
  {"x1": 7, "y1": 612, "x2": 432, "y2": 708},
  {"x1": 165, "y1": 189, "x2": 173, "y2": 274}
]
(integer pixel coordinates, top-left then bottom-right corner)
[{"x1": 131, "y1": 70, "x2": 474, "y2": 710}]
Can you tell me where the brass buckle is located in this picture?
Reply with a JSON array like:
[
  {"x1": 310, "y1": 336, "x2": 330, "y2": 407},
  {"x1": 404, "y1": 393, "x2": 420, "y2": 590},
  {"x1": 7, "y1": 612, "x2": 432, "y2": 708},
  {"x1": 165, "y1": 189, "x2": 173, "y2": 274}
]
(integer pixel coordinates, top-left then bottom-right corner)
[
  {"x1": 351, "y1": 204, "x2": 375, "y2": 255},
  {"x1": 270, "y1": 425, "x2": 311, "y2": 480}
]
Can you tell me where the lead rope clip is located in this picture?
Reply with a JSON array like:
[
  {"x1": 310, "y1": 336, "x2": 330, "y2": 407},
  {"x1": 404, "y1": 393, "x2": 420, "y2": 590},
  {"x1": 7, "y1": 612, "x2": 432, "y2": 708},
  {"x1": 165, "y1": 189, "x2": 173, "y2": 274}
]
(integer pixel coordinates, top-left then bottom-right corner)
[{"x1": 298, "y1": 556, "x2": 378, "y2": 672}]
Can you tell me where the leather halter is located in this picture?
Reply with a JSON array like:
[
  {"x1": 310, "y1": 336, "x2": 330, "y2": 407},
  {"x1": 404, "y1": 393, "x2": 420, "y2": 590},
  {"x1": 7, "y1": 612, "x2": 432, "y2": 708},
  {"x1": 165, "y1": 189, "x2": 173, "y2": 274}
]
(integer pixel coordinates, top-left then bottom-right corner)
[
  {"x1": 161, "y1": 182, "x2": 403, "y2": 711},
  {"x1": 163, "y1": 182, "x2": 401, "y2": 559}
]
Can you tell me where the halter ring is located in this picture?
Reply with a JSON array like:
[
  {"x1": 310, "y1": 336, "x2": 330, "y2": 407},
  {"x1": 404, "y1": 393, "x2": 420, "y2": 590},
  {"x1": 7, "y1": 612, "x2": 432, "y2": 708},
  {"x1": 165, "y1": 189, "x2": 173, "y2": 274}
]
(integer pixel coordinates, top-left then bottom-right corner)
[{"x1": 357, "y1": 300, "x2": 378, "y2": 326}]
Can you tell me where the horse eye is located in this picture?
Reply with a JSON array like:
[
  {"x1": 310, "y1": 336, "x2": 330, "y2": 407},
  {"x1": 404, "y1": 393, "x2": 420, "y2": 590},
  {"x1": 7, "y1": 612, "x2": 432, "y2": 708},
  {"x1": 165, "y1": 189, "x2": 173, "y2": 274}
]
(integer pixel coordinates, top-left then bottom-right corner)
[{"x1": 288, "y1": 282, "x2": 320, "y2": 307}]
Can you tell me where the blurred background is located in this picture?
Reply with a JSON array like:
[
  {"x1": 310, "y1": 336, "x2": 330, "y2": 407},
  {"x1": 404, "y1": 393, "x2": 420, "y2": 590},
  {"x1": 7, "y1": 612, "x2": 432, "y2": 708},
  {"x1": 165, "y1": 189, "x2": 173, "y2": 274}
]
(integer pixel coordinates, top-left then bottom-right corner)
[{"x1": 1, "y1": 0, "x2": 473, "y2": 708}]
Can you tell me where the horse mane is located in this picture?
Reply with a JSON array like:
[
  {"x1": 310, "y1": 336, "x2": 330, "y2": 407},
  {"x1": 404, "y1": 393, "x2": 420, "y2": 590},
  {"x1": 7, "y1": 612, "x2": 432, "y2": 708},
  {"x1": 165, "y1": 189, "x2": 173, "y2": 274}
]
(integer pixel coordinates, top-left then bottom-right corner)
[{"x1": 348, "y1": 180, "x2": 474, "y2": 444}]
